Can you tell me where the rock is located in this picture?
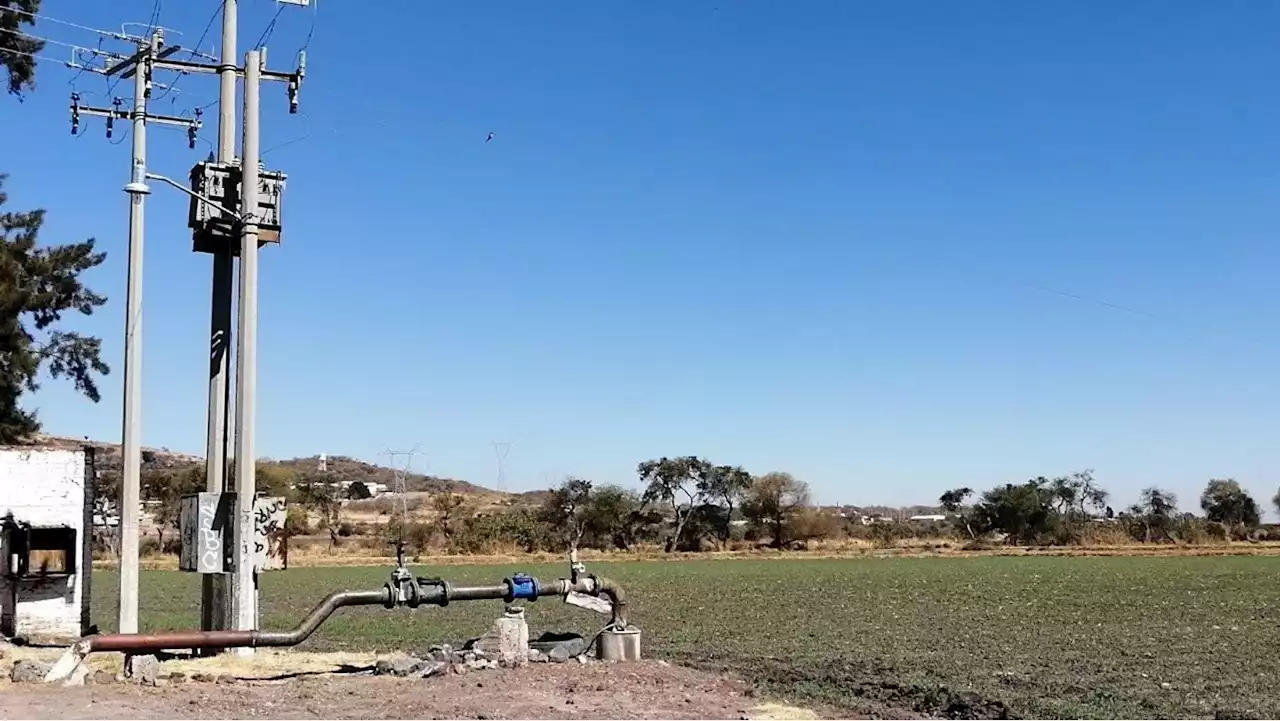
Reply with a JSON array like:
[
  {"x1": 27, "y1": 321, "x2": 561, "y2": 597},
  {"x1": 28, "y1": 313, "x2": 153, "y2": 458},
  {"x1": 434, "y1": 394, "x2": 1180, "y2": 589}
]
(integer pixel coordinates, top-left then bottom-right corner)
[
  {"x1": 450, "y1": 662, "x2": 469, "y2": 676},
  {"x1": 92, "y1": 670, "x2": 118, "y2": 685},
  {"x1": 423, "y1": 644, "x2": 454, "y2": 663},
  {"x1": 532, "y1": 632, "x2": 586, "y2": 662},
  {"x1": 10, "y1": 659, "x2": 51, "y2": 683},
  {"x1": 463, "y1": 652, "x2": 478, "y2": 664},
  {"x1": 417, "y1": 661, "x2": 447, "y2": 678},
  {"x1": 215, "y1": 674, "x2": 237, "y2": 685},
  {"x1": 125, "y1": 654, "x2": 160, "y2": 686},
  {"x1": 191, "y1": 672, "x2": 217, "y2": 683},
  {"x1": 576, "y1": 654, "x2": 589, "y2": 664},
  {"x1": 375, "y1": 655, "x2": 425, "y2": 677},
  {"x1": 168, "y1": 672, "x2": 188, "y2": 684},
  {"x1": 527, "y1": 649, "x2": 548, "y2": 664}
]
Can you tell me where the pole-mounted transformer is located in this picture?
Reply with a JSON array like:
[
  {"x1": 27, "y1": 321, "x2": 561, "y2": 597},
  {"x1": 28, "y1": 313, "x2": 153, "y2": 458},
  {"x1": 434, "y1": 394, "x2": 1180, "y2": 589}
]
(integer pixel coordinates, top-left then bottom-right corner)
[{"x1": 188, "y1": 160, "x2": 287, "y2": 255}]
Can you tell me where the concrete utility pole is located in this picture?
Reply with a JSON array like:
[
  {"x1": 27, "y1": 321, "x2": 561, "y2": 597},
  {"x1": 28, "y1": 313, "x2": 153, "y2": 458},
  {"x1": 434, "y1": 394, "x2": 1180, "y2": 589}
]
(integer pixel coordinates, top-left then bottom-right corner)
[
  {"x1": 233, "y1": 47, "x2": 262, "y2": 653},
  {"x1": 201, "y1": 0, "x2": 239, "y2": 645},
  {"x1": 116, "y1": 39, "x2": 151, "y2": 638},
  {"x1": 71, "y1": 30, "x2": 203, "y2": 637}
]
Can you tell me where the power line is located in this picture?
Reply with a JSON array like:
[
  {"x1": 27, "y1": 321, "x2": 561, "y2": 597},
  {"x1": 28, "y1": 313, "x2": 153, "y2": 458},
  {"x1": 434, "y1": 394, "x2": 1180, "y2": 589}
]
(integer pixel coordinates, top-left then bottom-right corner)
[
  {"x1": 252, "y1": 3, "x2": 285, "y2": 50},
  {"x1": 145, "y1": 0, "x2": 164, "y2": 36},
  {"x1": 153, "y1": 1, "x2": 221, "y2": 103},
  {"x1": 0, "y1": 27, "x2": 104, "y2": 55},
  {"x1": 0, "y1": 44, "x2": 73, "y2": 68},
  {"x1": 0, "y1": 6, "x2": 125, "y2": 40}
]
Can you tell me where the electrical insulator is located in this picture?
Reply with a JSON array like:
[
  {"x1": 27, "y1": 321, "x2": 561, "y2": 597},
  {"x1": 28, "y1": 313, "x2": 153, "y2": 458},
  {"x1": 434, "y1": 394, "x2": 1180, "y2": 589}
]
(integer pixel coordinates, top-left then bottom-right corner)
[
  {"x1": 287, "y1": 78, "x2": 298, "y2": 114},
  {"x1": 106, "y1": 115, "x2": 114, "y2": 139},
  {"x1": 143, "y1": 56, "x2": 153, "y2": 99},
  {"x1": 70, "y1": 93, "x2": 80, "y2": 135},
  {"x1": 189, "y1": 108, "x2": 203, "y2": 149}
]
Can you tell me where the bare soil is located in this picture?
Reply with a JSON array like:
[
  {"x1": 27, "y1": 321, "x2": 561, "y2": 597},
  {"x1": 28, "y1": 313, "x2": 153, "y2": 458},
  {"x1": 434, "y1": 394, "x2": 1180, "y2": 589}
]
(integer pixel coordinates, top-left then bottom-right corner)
[{"x1": 0, "y1": 661, "x2": 843, "y2": 720}]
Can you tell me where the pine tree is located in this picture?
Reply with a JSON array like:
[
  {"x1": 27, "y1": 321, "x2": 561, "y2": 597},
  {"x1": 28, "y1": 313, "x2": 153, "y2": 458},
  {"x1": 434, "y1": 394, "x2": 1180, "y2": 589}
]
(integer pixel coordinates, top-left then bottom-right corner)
[
  {"x1": 1, "y1": 1, "x2": 43, "y2": 97},
  {"x1": 0, "y1": 174, "x2": 109, "y2": 442}
]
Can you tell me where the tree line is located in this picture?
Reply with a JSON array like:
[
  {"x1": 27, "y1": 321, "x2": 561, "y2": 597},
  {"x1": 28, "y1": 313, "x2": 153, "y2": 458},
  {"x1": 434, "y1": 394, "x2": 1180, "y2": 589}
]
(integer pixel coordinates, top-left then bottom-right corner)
[{"x1": 939, "y1": 471, "x2": 1275, "y2": 546}]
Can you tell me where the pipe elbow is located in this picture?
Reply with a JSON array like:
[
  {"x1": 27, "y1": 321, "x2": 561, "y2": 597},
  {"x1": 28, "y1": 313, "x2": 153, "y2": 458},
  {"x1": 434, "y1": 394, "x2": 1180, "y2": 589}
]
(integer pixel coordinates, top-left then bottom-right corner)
[{"x1": 590, "y1": 575, "x2": 628, "y2": 627}]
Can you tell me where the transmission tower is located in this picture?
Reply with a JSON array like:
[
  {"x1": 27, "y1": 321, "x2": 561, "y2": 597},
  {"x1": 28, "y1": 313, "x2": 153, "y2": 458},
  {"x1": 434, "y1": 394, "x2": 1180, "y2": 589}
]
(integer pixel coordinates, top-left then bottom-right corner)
[
  {"x1": 492, "y1": 441, "x2": 511, "y2": 492},
  {"x1": 381, "y1": 447, "x2": 422, "y2": 568}
]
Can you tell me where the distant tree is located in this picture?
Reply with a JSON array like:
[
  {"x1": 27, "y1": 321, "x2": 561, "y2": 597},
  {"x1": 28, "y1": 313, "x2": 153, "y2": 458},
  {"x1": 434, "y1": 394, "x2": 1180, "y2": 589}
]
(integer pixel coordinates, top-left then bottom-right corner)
[
  {"x1": 1274, "y1": 488, "x2": 1280, "y2": 521},
  {"x1": 144, "y1": 466, "x2": 206, "y2": 551},
  {"x1": 939, "y1": 487, "x2": 975, "y2": 539},
  {"x1": 346, "y1": 480, "x2": 372, "y2": 500},
  {"x1": 742, "y1": 472, "x2": 811, "y2": 549},
  {"x1": 431, "y1": 487, "x2": 470, "y2": 545},
  {"x1": 788, "y1": 507, "x2": 842, "y2": 547},
  {"x1": 1, "y1": 175, "x2": 109, "y2": 443},
  {"x1": 538, "y1": 477, "x2": 593, "y2": 551},
  {"x1": 972, "y1": 479, "x2": 1054, "y2": 545},
  {"x1": 252, "y1": 462, "x2": 298, "y2": 499},
  {"x1": 580, "y1": 484, "x2": 646, "y2": 550},
  {"x1": 701, "y1": 464, "x2": 752, "y2": 548},
  {"x1": 1, "y1": 1, "x2": 42, "y2": 97},
  {"x1": 1200, "y1": 479, "x2": 1261, "y2": 529},
  {"x1": 295, "y1": 471, "x2": 342, "y2": 551},
  {"x1": 1125, "y1": 487, "x2": 1178, "y2": 543},
  {"x1": 638, "y1": 456, "x2": 713, "y2": 552},
  {"x1": 1047, "y1": 470, "x2": 1108, "y2": 519},
  {"x1": 677, "y1": 503, "x2": 729, "y2": 551}
]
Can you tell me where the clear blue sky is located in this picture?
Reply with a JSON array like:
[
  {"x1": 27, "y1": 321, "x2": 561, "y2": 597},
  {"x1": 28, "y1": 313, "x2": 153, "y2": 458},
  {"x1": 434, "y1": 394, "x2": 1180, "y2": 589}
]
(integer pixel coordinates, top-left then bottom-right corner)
[{"x1": 5, "y1": 1, "x2": 1280, "y2": 511}]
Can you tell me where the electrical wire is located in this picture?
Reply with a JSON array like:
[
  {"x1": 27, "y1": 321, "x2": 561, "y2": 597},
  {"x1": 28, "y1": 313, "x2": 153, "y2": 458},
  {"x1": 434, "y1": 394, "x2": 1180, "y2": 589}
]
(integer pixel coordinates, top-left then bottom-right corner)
[
  {"x1": 253, "y1": 2, "x2": 286, "y2": 50},
  {"x1": 0, "y1": 6, "x2": 124, "y2": 40},
  {"x1": 152, "y1": 1, "x2": 220, "y2": 103},
  {"x1": 145, "y1": 0, "x2": 163, "y2": 37},
  {"x1": 67, "y1": 39, "x2": 106, "y2": 89},
  {"x1": 0, "y1": 44, "x2": 73, "y2": 68},
  {"x1": 0, "y1": 27, "x2": 101, "y2": 55},
  {"x1": 299, "y1": 0, "x2": 318, "y2": 52}
]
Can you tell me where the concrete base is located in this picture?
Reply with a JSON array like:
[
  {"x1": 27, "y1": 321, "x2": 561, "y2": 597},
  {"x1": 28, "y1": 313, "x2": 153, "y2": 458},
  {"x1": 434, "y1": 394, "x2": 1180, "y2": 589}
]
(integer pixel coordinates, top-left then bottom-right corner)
[{"x1": 597, "y1": 627, "x2": 641, "y2": 662}]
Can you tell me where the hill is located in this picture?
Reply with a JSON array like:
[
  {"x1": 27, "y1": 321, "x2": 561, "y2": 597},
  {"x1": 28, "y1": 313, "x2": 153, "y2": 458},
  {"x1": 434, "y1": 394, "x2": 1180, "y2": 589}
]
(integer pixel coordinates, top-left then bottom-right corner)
[{"x1": 36, "y1": 434, "x2": 503, "y2": 499}]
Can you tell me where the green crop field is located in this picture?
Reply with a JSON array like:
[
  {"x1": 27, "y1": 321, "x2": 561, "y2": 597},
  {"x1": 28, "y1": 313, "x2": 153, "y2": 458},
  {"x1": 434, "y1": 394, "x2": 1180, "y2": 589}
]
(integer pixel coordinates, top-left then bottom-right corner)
[{"x1": 90, "y1": 556, "x2": 1280, "y2": 719}]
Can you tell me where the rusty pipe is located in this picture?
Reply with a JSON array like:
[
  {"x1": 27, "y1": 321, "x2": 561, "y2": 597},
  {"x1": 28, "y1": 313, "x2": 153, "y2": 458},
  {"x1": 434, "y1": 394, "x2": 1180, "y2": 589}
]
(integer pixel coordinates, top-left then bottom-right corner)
[{"x1": 74, "y1": 588, "x2": 391, "y2": 655}]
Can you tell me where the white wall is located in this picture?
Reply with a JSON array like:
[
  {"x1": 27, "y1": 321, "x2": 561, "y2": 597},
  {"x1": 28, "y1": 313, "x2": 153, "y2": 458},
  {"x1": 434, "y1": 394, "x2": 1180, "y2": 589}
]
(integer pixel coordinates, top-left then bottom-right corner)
[{"x1": 0, "y1": 448, "x2": 91, "y2": 641}]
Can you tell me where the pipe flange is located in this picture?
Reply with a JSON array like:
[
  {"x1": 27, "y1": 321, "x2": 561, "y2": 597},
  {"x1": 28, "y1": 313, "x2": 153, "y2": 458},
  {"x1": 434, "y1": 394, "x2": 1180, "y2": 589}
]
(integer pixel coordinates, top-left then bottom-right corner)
[
  {"x1": 382, "y1": 582, "x2": 398, "y2": 609},
  {"x1": 405, "y1": 578, "x2": 421, "y2": 609}
]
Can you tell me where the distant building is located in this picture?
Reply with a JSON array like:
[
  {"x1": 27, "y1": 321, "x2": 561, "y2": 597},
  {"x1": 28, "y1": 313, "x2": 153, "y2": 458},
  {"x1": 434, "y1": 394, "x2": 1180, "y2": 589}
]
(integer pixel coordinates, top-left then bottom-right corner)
[{"x1": 908, "y1": 514, "x2": 947, "y2": 523}]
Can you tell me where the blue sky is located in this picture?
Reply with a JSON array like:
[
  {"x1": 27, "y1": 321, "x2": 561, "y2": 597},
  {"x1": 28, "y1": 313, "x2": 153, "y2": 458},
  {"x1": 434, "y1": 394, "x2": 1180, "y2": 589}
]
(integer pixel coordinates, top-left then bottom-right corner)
[{"x1": 5, "y1": 1, "x2": 1280, "y2": 510}]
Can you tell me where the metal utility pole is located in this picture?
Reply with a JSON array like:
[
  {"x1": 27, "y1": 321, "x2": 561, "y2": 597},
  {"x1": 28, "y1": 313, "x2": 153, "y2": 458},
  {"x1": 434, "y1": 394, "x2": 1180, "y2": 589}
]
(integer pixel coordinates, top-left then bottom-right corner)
[
  {"x1": 201, "y1": 0, "x2": 238, "y2": 645},
  {"x1": 71, "y1": 30, "x2": 203, "y2": 636},
  {"x1": 232, "y1": 47, "x2": 262, "y2": 653}
]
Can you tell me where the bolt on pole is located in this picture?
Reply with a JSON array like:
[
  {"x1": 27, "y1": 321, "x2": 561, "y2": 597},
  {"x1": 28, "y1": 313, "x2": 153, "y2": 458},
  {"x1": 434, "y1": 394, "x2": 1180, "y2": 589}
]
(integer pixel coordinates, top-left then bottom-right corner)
[
  {"x1": 117, "y1": 34, "x2": 156, "y2": 637},
  {"x1": 231, "y1": 47, "x2": 262, "y2": 655}
]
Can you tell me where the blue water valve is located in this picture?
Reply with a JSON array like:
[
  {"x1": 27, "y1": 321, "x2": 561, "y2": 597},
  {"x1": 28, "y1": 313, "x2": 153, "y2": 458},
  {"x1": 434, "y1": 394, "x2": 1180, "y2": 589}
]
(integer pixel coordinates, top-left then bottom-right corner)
[{"x1": 509, "y1": 573, "x2": 539, "y2": 601}]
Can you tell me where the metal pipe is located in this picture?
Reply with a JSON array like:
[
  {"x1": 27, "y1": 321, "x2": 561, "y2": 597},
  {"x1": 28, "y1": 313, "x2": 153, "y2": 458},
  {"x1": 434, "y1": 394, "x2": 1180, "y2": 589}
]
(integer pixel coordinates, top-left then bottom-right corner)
[
  {"x1": 76, "y1": 588, "x2": 390, "y2": 655},
  {"x1": 45, "y1": 572, "x2": 630, "y2": 683}
]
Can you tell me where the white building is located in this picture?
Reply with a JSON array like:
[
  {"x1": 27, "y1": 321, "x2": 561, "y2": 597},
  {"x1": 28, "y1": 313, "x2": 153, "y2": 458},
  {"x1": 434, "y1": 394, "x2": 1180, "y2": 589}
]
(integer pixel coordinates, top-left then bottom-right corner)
[{"x1": 0, "y1": 446, "x2": 94, "y2": 642}]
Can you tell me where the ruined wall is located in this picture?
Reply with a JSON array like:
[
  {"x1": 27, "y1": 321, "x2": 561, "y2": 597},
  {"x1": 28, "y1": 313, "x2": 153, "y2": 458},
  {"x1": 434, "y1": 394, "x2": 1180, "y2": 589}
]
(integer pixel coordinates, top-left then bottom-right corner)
[{"x1": 0, "y1": 448, "x2": 91, "y2": 641}]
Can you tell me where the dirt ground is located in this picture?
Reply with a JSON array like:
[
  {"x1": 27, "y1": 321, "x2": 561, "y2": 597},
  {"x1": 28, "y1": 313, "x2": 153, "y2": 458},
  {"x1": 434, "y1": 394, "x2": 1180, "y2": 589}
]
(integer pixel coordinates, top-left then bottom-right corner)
[{"x1": 0, "y1": 651, "x2": 836, "y2": 720}]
